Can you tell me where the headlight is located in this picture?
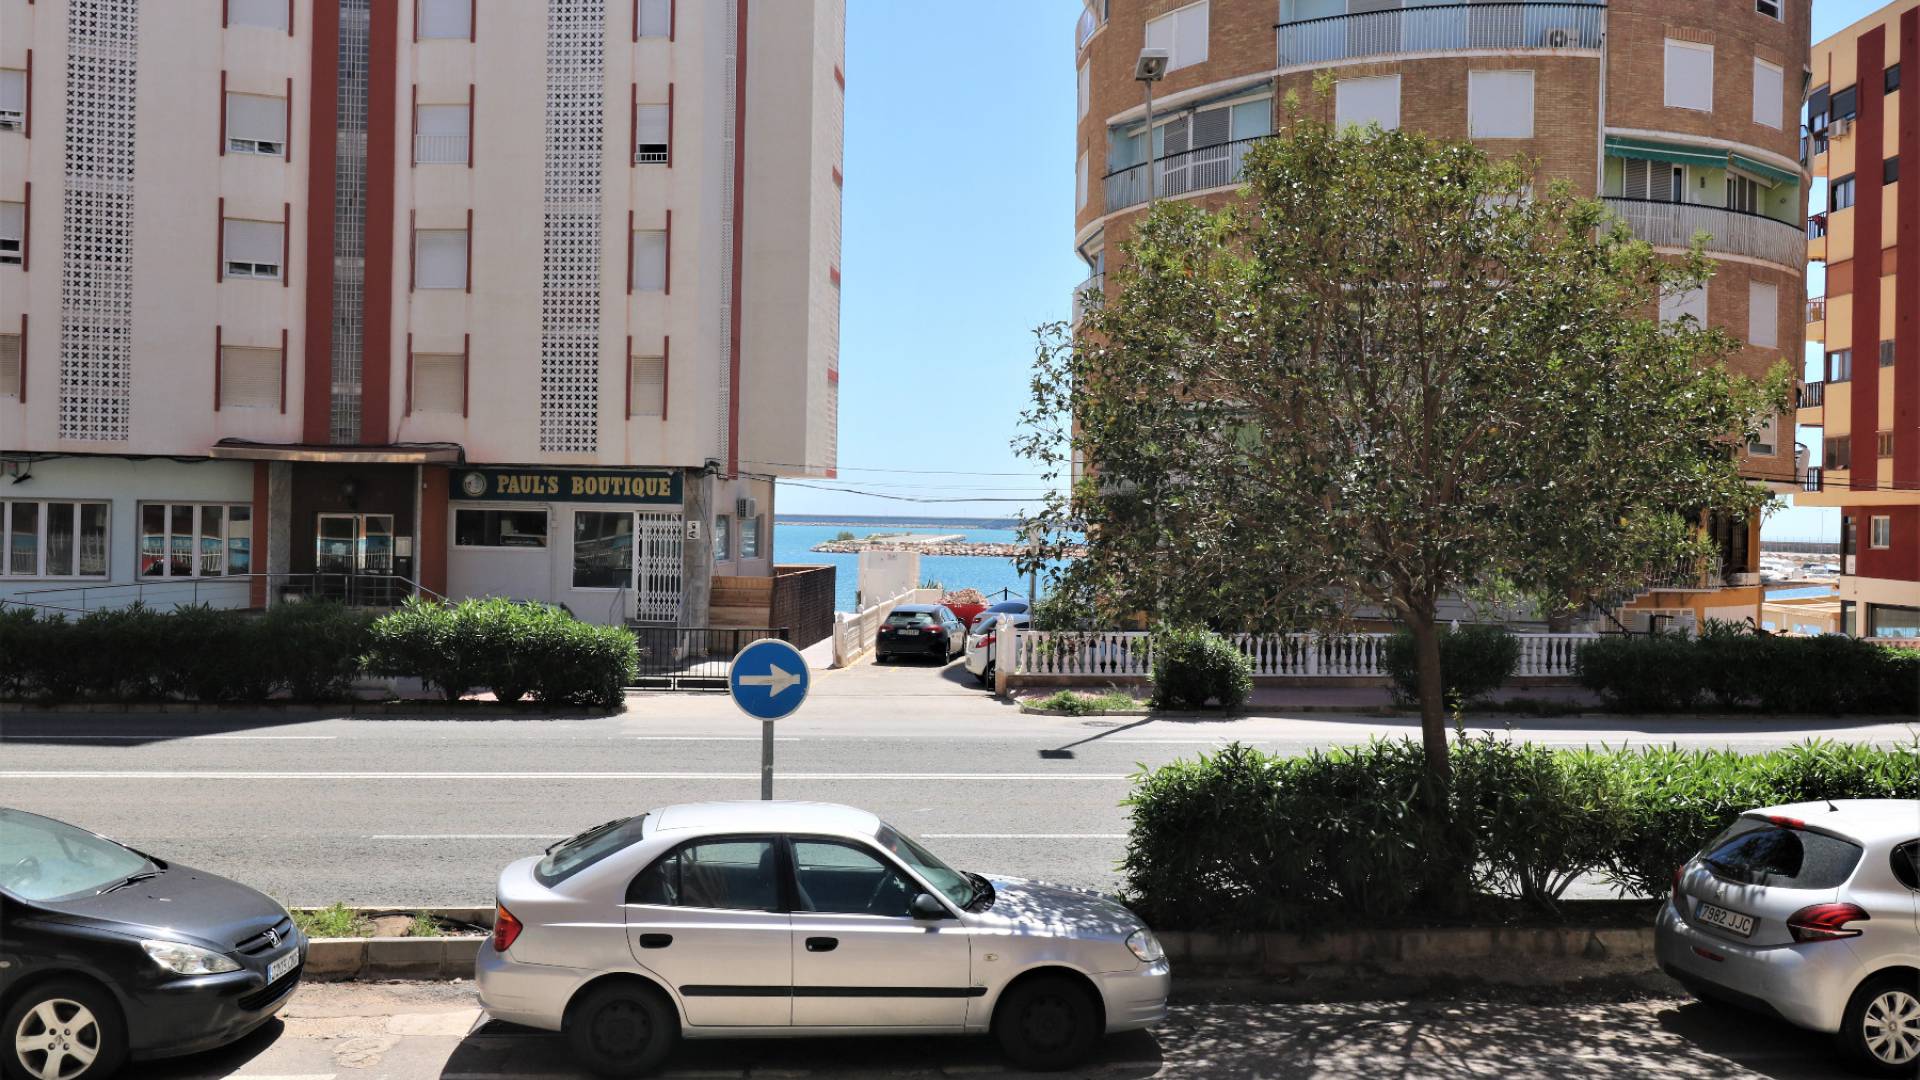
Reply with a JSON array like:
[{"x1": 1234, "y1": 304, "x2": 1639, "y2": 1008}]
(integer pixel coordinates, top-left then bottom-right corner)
[
  {"x1": 1125, "y1": 928, "x2": 1163, "y2": 963},
  {"x1": 141, "y1": 939, "x2": 241, "y2": 975}
]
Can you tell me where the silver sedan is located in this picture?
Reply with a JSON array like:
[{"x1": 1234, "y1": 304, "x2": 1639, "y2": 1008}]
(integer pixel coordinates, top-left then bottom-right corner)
[{"x1": 476, "y1": 801, "x2": 1169, "y2": 1075}]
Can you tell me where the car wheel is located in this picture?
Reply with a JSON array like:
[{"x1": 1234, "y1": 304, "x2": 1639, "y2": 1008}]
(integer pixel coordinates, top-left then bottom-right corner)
[
  {"x1": 567, "y1": 981, "x2": 678, "y2": 1078},
  {"x1": 993, "y1": 975, "x2": 1100, "y2": 1072},
  {"x1": 1838, "y1": 972, "x2": 1920, "y2": 1076},
  {"x1": 3, "y1": 979, "x2": 126, "y2": 1080}
]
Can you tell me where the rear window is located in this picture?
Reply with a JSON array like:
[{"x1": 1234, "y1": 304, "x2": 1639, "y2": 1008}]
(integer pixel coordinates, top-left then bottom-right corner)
[
  {"x1": 1894, "y1": 841, "x2": 1919, "y2": 891},
  {"x1": 885, "y1": 611, "x2": 934, "y2": 626},
  {"x1": 535, "y1": 815, "x2": 647, "y2": 887},
  {"x1": 1700, "y1": 817, "x2": 1863, "y2": 890}
]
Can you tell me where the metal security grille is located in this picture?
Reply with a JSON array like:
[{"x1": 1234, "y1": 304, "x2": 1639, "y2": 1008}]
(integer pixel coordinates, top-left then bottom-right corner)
[
  {"x1": 538, "y1": 0, "x2": 606, "y2": 454},
  {"x1": 717, "y1": 0, "x2": 738, "y2": 463},
  {"x1": 329, "y1": 0, "x2": 371, "y2": 444},
  {"x1": 634, "y1": 511, "x2": 684, "y2": 624},
  {"x1": 57, "y1": 0, "x2": 140, "y2": 442}
]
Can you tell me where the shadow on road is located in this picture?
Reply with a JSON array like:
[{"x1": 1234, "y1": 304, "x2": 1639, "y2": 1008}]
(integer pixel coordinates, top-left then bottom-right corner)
[{"x1": 140, "y1": 1018, "x2": 285, "y2": 1078}]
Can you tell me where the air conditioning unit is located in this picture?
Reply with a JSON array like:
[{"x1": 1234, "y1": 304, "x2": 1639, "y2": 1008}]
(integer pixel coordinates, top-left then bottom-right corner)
[
  {"x1": 735, "y1": 497, "x2": 758, "y2": 520},
  {"x1": 1541, "y1": 27, "x2": 1576, "y2": 48},
  {"x1": 1829, "y1": 117, "x2": 1853, "y2": 138}
]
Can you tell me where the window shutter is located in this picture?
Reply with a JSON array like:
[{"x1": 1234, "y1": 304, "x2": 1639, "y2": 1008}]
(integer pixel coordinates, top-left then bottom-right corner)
[
  {"x1": 631, "y1": 356, "x2": 665, "y2": 417},
  {"x1": 0, "y1": 201, "x2": 22, "y2": 246},
  {"x1": 416, "y1": 230, "x2": 469, "y2": 289},
  {"x1": 227, "y1": 0, "x2": 289, "y2": 31},
  {"x1": 1335, "y1": 76, "x2": 1400, "y2": 131},
  {"x1": 1747, "y1": 282, "x2": 1778, "y2": 348},
  {"x1": 636, "y1": 104, "x2": 669, "y2": 162},
  {"x1": 220, "y1": 347, "x2": 283, "y2": 409},
  {"x1": 412, "y1": 353, "x2": 465, "y2": 414},
  {"x1": 1174, "y1": 2, "x2": 1209, "y2": 68},
  {"x1": 1144, "y1": 11, "x2": 1174, "y2": 56},
  {"x1": 224, "y1": 219, "x2": 284, "y2": 274},
  {"x1": 1752, "y1": 59, "x2": 1783, "y2": 129},
  {"x1": 1077, "y1": 64, "x2": 1089, "y2": 120},
  {"x1": 419, "y1": 0, "x2": 473, "y2": 39},
  {"x1": 1660, "y1": 283, "x2": 1708, "y2": 326},
  {"x1": 1076, "y1": 152, "x2": 1088, "y2": 209},
  {"x1": 1230, "y1": 99, "x2": 1270, "y2": 141},
  {"x1": 1161, "y1": 115, "x2": 1190, "y2": 155},
  {"x1": 417, "y1": 104, "x2": 467, "y2": 136},
  {"x1": 1468, "y1": 70, "x2": 1534, "y2": 139},
  {"x1": 416, "y1": 104, "x2": 470, "y2": 163},
  {"x1": 1664, "y1": 41, "x2": 1714, "y2": 112},
  {"x1": 0, "y1": 334, "x2": 19, "y2": 399},
  {"x1": 1190, "y1": 106, "x2": 1229, "y2": 149},
  {"x1": 638, "y1": 0, "x2": 672, "y2": 37},
  {"x1": 227, "y1": 93, "x2": 288, "y2": 147},
  {"x1": 1622, "y1": 159, "x2": 1650, "y2": 199},
  {"x1": 633, "y1": 230, "x2": 667, "y2": 292}
]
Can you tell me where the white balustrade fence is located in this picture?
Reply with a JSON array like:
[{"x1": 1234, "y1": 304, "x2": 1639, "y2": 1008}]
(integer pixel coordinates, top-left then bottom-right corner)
[{"x1": 1003, "y1": 630, "x2": 1599, "y2": 680}]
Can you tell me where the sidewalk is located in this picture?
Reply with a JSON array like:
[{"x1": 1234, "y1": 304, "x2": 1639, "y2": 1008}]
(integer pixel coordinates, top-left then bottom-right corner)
[{"x1": 1014, "y1": 685, "x2": 1603, "y2": 714}]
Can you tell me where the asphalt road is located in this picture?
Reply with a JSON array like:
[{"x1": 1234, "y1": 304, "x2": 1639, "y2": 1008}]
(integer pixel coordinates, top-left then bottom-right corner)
[{"x1": 3, "y1": 658, "x2": 1913, "y2": 905}]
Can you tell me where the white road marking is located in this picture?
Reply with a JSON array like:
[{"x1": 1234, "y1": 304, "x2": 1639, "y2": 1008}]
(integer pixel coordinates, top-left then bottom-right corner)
[
  {"x1": 633, "y1": 736, "x2": 800, "y2": 742},
  {"x1": 2, "y1": 734, "x2": 338, "y2": 740},
  {"x1": 0, "y1": 770, "x2": 1132, "y2": 781},
  {"x1": 370, "y1": 834, "x2": 567, "y2": 840},
  {"x1": 922, "y1": 833, "x2": 1126, "y2": 839}
]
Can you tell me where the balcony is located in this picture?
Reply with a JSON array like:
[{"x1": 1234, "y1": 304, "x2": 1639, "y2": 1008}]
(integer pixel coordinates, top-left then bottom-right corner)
[
  {"x1": 1799, "y1": 380, "x2": 1825, "y2": 408},
  {"x1": 1806, "y1": 298, "x2": 1825, "y2": 323},
  {"x1": 414, "y1": 133, "x2": 469, "y2": 165},
  {"x1": 1276, "y1": 2, "x2": 1604, "y2": 68},
  {"x1": 1071, "y1": 273, "x2": 1104, "y2": 327},
  {"x1": 1105, "y1": 137, "x2": 1261, "y2": 214},
  {"x1": 1600, "y1": 198, "x2": 1806, "y2": 268}
]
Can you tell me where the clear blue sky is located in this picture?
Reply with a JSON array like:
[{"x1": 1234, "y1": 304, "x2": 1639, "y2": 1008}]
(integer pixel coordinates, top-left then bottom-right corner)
[{"x1": 779, "y1": 0, "x2": 1884, "y2": 542}]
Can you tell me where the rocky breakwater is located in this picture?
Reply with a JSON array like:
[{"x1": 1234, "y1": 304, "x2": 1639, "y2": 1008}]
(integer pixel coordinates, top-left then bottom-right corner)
[{"x1": 810, "y1": 538, "x2": 1087, "y2": 559}]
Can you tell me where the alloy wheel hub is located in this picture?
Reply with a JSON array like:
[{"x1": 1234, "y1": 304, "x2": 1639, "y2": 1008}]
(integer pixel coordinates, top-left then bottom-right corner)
[{"x1": 1864, "y1": 989, "x2": 1920, "y2": 1065}]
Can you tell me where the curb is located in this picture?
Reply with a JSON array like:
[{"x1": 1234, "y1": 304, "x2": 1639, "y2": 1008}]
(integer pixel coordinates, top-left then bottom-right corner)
[
  {"x1": 306, "y1": 936, "x2": 484, "y2": 981},
  {"x1": 0, "y1": 701, "x2": 620, "y2": 716}
]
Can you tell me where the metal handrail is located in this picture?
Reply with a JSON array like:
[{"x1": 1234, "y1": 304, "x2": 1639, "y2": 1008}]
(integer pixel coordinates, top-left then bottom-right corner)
[
  {"x1": 8, "y1": 572, "x2": 447, "y2": 611},
  {"x1": 1103, "y1": 135, "x2": 1266, "y2": 213},
  {"x1": 1600, "y1": 197, "x2": 1805, "y2": 268},
  {"x1": 1276, "y1": 2, "x2": 1605, "y2": 67}
]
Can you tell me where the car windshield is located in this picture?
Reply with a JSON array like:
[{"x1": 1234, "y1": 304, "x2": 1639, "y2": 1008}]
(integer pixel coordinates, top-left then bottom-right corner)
[
  {"x1": 535, "y1": 815, "x2": 648, "y2": 887},
  {"x1": 875, "y1": 824, "x2": 974, "y2": 908},
  {"x1": 0, "y1": 808, "x2": 155, "y2": 902}
]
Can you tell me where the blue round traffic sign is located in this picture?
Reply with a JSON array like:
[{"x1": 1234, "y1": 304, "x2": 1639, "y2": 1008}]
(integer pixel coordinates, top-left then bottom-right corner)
[{"x1": 727, "y1": 638, "x2": 811, "y2": 721}]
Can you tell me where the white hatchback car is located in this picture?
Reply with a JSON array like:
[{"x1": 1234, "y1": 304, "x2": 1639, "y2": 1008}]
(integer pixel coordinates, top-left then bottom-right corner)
[
  {"x1": 477, "y1": 801, "x2": 1169, "y2": 1075},
  {"x1": 963, "y1": 612, "x2": 1028, "y2": 686},
  {"x1": 1656, "y1": 800, "x2": 1920, "y2": 1075}
]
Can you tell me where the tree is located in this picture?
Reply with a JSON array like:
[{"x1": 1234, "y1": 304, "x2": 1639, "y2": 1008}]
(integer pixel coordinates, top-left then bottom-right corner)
[{"x1": 1017, "y1": 110, "x2": 1786, "y2": 780}]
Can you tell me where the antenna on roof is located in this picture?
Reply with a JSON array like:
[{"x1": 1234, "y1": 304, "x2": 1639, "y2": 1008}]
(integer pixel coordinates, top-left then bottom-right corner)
[{"x1": 1827, "y1": 800, "x2": 1839, "y2": 812}]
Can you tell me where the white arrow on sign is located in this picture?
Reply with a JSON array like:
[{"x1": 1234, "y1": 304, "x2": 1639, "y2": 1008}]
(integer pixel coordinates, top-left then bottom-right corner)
[{"x1": 738, "y1": 663, "x2": 802, "y2": 698}]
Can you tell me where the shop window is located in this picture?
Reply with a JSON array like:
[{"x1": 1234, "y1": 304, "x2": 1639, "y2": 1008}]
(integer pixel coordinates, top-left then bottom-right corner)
[
  {"x1": 138, "y1": 503, "x2": 251, "y2": 578},
  {"x1": 713, "y1": 514, "x2": 732, "y2": 562},
  {"x1": 572, "y1": 511, "x2": 633, "y2": 589},
  {"x1": 227, "y1": 93, "x2": 288, "y2": 156},
  {"x1": 455, "y1": 508, "x2": 548, "y2": 548},
  {"x1": 740, "y1": 516, "x2": 761, "y2": 560},
  {"x1": 2, "y1": 501, "x2": 110, "y2": 578},
  {"x1": 1869, "y1": 515, "x2": 1891, "y2": 549}
]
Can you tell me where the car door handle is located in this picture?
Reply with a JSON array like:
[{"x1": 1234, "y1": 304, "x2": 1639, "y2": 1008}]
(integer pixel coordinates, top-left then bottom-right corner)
[
  {"x1": 638, "y1": 933, "x2": 673, "y2": 949},
  {"x1": 805, "y1": 937, "x2": 838, "y2": 953}
]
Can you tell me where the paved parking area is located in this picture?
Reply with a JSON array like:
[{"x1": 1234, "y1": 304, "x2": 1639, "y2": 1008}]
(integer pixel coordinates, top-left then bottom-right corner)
[{"x1": 145, "y1": 980, "x2": 1849, "y2": 1079}]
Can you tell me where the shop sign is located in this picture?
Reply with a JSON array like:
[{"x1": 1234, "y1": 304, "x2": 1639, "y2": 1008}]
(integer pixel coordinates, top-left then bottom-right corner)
[{"x1": 455, "y1": 467, "x2": 682, "y2": 504}]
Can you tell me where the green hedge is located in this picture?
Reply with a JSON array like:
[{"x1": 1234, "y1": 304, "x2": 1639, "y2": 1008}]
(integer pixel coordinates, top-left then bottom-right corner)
[
  {"x1": 364, "y1": 597, "x2": 637, "y2": 709},
  {"x1": 1576, "y1": 630, "x2": 1920, "y2": 714},
  {"x1": 1121, "y1": 737, "x2": 1920, "y2": 931},
  {"x1": 1381, "y1": 624, "x2": 1521, "y2": 707},
  {"x1": 1150, "y1": 626, "x2": 1253, "y2": 710}
]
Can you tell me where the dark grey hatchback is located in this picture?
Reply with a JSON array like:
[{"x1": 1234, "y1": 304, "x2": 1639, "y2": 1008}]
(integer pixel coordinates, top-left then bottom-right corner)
[
  {"x1": 875, "y1": 604, "x2": 965, "y2": 663},
  {"x1": 0, "y1": 808, "x2": 306, "y2": 1080}
]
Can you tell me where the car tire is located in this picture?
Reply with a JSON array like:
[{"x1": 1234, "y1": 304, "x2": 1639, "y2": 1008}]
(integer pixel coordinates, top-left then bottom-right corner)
[
  {"x1": 992, "y1": 975, "x2": 1101, "y2": 1072},
  {"x1": 1837, "y1": 971, "x2": 1920, "y2": 1076},
  {"x1": 566, "y1": 981, "x2": 679, "y2": 1078},
  {"x1": 3, "y1": 978, "x2": 127, "y2": 1080}
]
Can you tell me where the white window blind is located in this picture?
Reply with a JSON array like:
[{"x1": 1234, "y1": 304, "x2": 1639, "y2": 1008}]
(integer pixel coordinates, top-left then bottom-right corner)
[
  {"x1": 223, "y1": 219, "x2": 284, "y2": 279},
  {"x1": 1076, "y1": 152, "x2": 1088, "y2": 210},
  {"x1": 1335, "y1": 75, "x2": 1400, "y2": 131},
  {"x1": 415, "y1": 104, "x2": 470, "y2": 164},
  {"x1": 1664, "y1": 40, "x2": 1714, "y2": 112},
  {"x1": 0, "y1": 70, "x2": 25, "y2": 131},
  {"x1": 1145, "y1": 1, "x2": 1208, "y2": 72},
  {"x1": 633, "y1": 230, "x2": 667, "y2": 292},
  {"x1": 220, "y1": 347, "x2": 282, "y2": 409},
  {"x1": 1752, "y1": 59, "x2": 1783, "y2": 129},
  {"x1": 1747, "y1": 281, "x2": 1778, "y2": 348},
  {"x1": 637, "y1": 0, "x2": 672, "y2": 37},
  {"x1": 631, "y1": 355, "x2": 665, "y2": 417},
  {"x1": 1468, "y1": 70, "x2": 1534, "y2": 139},
  {"x1": 1661, "y1": 283, "x2": 1708, "y2": 326},
  {"x1": 635, "y1": 104, "x2": 669, "y2": 164},
  {"x1": 227, "y1": 93, "x2": 287, "y2": 156},
  {"x1": 0, "y1": 335, "x2": 19, "y2": 398},
  {"x1": 415, "y1": 229, "x2": 468, "y2": 289},
  {"x1": 1077, "y1": 64, "x2": 1090, "y2": 120},
  {"x1": 419, "y1": 0, "x2": 472, "y2": 39},
  {"x1": 0, "y1": 202, "x2": 22, "y2": 265},
  {"x1": 228, "y1": 0, "x2": 289, "y2": 31},
  {"x1": 412, "y1": 353, "x2": 464, "y2": 414}
]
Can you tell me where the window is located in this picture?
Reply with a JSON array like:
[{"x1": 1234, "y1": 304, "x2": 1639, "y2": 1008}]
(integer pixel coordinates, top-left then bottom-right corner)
[
  {"x1": 0, "y1": 201, "x2": 21, "y2": 265},
  {"x1": 1659, "y1": 283, "x2": 1707, "y2": 326},
  {"x1": 1829, "y1": 348, "x2": 1852, "y2": 383},
  {"x1": 637, "y1": 0, "x2": 672, "y2": 38},
  {"x1": 415, "y1": 103, "x2": 470, "y2": 164},
  {"x1": 223, "y1": 219, "x2": 284, "y2": 280},
  {"x1": 1883, "y1": 341, "x2": 1898, "y2": 368},
  {"x1": 1746, "y1": 281, "x2": 1777, "y2": 348},
  {"x1": 1751, "y1": 59, "x2": 1783, "y2": 129},
  {"x1": 635, "y1": 103, "x2": 668, "y2": 164},
  {"x1": 219, "y1": 346, "x2": 283, "y2": 409},
  {"x1": 1871, "y1": 515, "x2": 1891, "y2": 549},
  {"x1": 631, "y1": 354, "x2": 665, "y2": 417},
  {"x1": 1726, "y1": 173, "x2": 1761, "y2": 214},
  {"x1": 1831, "y1": 174, "x2": 1855, "y2": 211},
  {"x1": 1335, "y1": 75, "x2": 1400, "y2": 132},
  {"x1": 1894, "y1": 841, "x2": 1919, "y2": 891},
  {"x1": 1885, "y1": 156, "x2": 1899, "y2": 185},
  {"x1": 632, "y1": 229, "x2": 667, "y2": 292},
  {"x1": 534, "y1": 816, "x2": 647, "y2": 887},
  {"x1": 1077, "y1": 63, "x2": 1089, "y2": 120},
  {"x1": 418, "y1": 0, "x2": 472, "y2": 39},
  {"x1": 1869, "y1": 605, "x2": 1920, "y2": 639},
  {"x1": 1831, "y1": 85, "x2": 1858, "y2": 122},
  {"x1": 740, "y1": 515, "x2": 760, "y2": 560},
  {"x1": 572, "y1": 511, "x2": 632, "y2": 589},
  {"x1": 1755, "y1": 0, "x2": 1781, "y2": 18},
  {"x1": 454, "y1": 508, "x2": 548, "y2": 548},
  {"x1": 1888, "y1": 63, "x2": 1902, "y2": 94},
  {"x1": 792, "y1": 840, "x2": 918, "y2": 918},
  {"x1": 1878, "y1": 431, "x2": 1896, "y2": 457},
  {"x1": 411, "y1": 352, "x2": 464, "y2": 413},
  {"x1": 627, "y1": 839, "x2": 782, "y2": 911},
  {"x1": 3, "y1": 502, "x2": 109, "y2": 578},
  {"x1": 228, "y1": 0, "x2": 289, "y2": 30},
  {"x1": 713, "y1": 514, "x2": 731, "y2": 562},
  {"x1": 1621, "y1": 158, "x2": 1685, "y2": 202},
  {"x1": 137, "y1": 503, "x2": 250, "y2": 578},
  {"x1": 227, "y1": 93, "x2": 288, "y2": 156},
  {"x1": 0, "y1": 70, "x2": 22, "y2": 132},
  {"x1": 1825, "y1": 434, "x2": 1851, "y2": 469},
  {"x1": 1664, "y1": 40, "x2": 1714, "y2": 112},
  {"x1": 415, "y1": 229, "x2": 468, "y2": 289},
  {"x1": 1144, "y1": 1, "x2": 1208, "y2": 73},
  {"x1": 1700, "y1": 818, "x2": 1862, "y2": 890},
  {"x1": 1076, "y1": 151, "x2": 1088, "y2": 210},
  {"x1": 0, "y1": 334, "x2": 18, "y2": 398},
  {"x1": 1468, "y1": 70, "x2": 1533, "y2": 139},
  {"x1": 1747, "y1": 412, "x2": 1777, "y2": 456}
]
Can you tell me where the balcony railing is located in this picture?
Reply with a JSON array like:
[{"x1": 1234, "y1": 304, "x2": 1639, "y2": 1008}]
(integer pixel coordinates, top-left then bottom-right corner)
[
  {"x1": 1807, "y1": 213, "x2": 1827, "y2": 239},
  {"x1": 1799, "y1": 381, "x2": 1825, "y2": 408},
  {"x1": 1276, "y1": 2, "x2": 1605, "y2": 68},
  {"x1": 1601, "y1": 198, "x2": 1806, "y2": 268},
  {"x1": 1071, "y1": 273, "x2": 1104, "y2": 326},
  {"x1": 1104, "y1": 136, "x2": 1262, "y2": 214},
  {"x1": 1802, "y1": 466, "x2": 1823, "y2": 493},
  {"x1": 1807, "y1": 298, "x2": 1826, "y2": 323},
  {"x1": 414, "y1": 133, "x2": 469, "y2": 165}
]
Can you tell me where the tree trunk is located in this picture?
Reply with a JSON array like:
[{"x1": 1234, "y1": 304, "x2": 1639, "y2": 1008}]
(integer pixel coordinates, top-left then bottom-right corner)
[{"x1": 1405, "y1": 607, "x2": 1450, "y2": 782}]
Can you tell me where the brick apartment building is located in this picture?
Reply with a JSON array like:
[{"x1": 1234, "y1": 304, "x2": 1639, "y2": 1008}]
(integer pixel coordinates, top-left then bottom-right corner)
[
  {"x1": 1073, "y1": 0, "x2": 1812, "y2": 629},
  {"x1": 0, "y1": 0, "x2": 843, "y2": 628},
  {"x1": 1796, "y1": 0, "x2": 1918, "y2": 640}
]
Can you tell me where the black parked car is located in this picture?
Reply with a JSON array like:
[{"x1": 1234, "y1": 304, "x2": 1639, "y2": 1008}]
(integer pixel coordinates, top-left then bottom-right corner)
[
  {"x1": 875, "y1": 604, "x2": 966, "y2": 663},
  {"x1": 0, "y1": 808, "x2": 306, "y2": 1080}
]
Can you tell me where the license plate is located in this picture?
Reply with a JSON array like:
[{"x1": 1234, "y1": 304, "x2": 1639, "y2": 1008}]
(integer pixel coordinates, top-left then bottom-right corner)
[
  {"x1": 897, "y1": 629, "x2": 919, "y2": 635},
  {"x1": 1696, "y1": 902, "x2": 1755, "y2": 937},
  {"x1": 267, "y1": 950, "x2": 299, "y2": 983}
]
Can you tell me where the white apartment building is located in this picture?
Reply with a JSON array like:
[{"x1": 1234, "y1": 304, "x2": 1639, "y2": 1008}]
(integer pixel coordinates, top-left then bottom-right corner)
[{"x1": 0, "y1": 0, "x2": 843, "y2": 626}]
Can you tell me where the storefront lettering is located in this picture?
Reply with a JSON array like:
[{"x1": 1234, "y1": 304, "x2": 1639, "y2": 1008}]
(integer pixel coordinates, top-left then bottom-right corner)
[{"x1": 457, "y1": 468, "x2": 680, "y2": 505}]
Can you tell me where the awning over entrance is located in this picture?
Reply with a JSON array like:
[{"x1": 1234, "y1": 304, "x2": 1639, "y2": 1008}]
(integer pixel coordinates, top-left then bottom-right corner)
[
  {"x1": 1603, "y1": 135, "x2": 1729, "y2": 170},
  {"x1": 209, "y1": 440, "x2": 464, "y2": 464}
]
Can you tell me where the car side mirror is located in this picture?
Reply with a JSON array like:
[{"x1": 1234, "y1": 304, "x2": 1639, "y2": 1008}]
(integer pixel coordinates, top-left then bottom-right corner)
[{"x1": 910, "y1": 892, "x2": 950, "y2": 920}]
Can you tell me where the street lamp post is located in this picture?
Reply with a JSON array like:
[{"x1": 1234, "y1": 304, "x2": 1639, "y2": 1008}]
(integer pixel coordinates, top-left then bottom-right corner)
[{"x1": 1135, "y1": 49, "x2": 1168, "y2": 205}]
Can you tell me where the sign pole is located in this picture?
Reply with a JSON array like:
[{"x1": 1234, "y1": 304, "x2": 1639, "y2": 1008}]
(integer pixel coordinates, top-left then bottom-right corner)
[
  {"x1": 761, "y1": 718, "x2": 775, "y2": 800},
  {"x1": 727, "y1": 637, "x2": 809, "y2": 804}
]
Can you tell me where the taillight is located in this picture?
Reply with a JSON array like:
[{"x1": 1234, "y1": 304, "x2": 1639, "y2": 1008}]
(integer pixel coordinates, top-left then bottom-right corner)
[
  {"x1": 1671, "y1": 865, "x2": 1685, "y2": 905},
  {"x1": 1765, "y1": 815, "x2": 1807, "y2": 829},
  {"x1": 1786, "y1": 902, "x2": 1869, "y2": 942},
  {"x1": 978, "y1": 634, "x2": 995, "y2": 650},
  {"x1": 492, "y1": 904, "x2": 523, "y2": 952}
]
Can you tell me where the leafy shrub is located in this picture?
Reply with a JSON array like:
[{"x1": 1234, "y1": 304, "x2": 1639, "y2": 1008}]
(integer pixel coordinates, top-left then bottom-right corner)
[
  {"x1": 1150, "y1": 626, "x2": 1253, "y2": 710},
  {"x1": 1574, "y1": 632, "x2": 1704, "y2": 712},
  {"x1": 257, "y1": 602, "x2": 375, "y2": 701},
  {"x1": 1382, "y1": 624, "x2": 1522, "y2": 706},
  {"x1": 1577, "y1": 631, "x2": 1919, "y2": 715},
  {"x1": 365, "y1": 598, "x2": 635, "y2": 708},
  {"x1": 521, "y1": 607, "x2": 638, "y2": 709}
]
